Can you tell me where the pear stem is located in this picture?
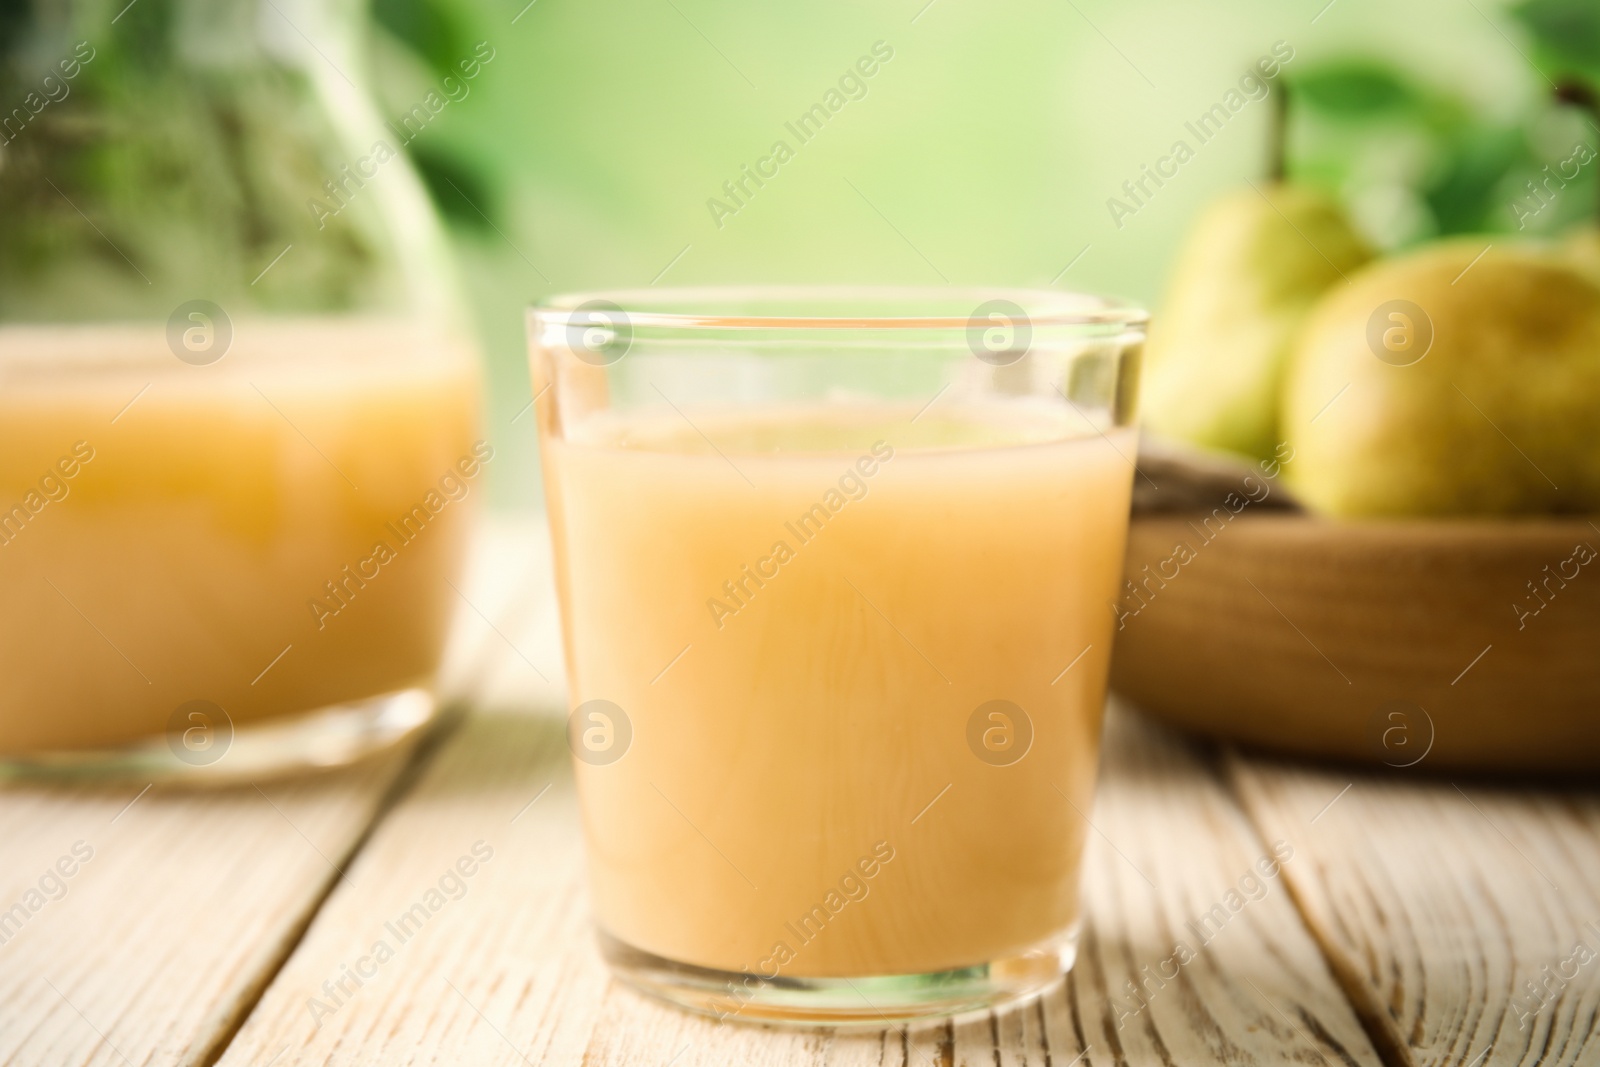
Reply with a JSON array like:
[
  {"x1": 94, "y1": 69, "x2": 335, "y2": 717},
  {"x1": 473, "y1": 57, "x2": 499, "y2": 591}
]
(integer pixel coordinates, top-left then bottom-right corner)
[
  {"x1": 1553, "y1": 78, "x2": 1600, "y2": 222},
  {"x1": 1267, "y1": 79, "x2": 1290, "y2": 183}
]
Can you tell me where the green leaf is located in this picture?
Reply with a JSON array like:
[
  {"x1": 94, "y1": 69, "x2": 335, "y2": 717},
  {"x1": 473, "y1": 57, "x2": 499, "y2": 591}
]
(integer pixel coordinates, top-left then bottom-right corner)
[
  {"x1": 1292, "y1": 61, "x2": 1420, "y2": 117},
  {"x1": 410, "y1": 143, "x2": 495, "y2": 234},
  {"x1": 371, "y1": 0, "x2": 474, "y2": 84},
  {"x1": 1509, "y1": 0, "x2": 1600, "y2": 73},
  {"x1": 1424, "y1": 125, "x2": 1528, "y2": 235}
]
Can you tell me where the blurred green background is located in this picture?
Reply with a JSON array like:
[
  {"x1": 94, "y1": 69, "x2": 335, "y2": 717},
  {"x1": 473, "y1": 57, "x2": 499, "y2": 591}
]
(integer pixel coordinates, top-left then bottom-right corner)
[{"x1": 361, "y1": 0, "x2": 1600, "y2": 508}]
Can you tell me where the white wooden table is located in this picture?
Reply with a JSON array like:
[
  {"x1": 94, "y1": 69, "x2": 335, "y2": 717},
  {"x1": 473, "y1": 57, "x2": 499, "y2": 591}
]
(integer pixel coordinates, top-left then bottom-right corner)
[{"x1": 3, "y1": 518, "x2": 1596, "y2": 1066}]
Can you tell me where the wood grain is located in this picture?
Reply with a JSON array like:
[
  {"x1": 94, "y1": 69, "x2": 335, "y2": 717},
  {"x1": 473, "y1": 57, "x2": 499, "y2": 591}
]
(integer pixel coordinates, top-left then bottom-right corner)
[
  {"x1": 0, "y1": 756, "x2": 408, "y2": 1067},
  {"x1": 1229, "y1": 753, "x2": 1600, "y2": 1067},
  {"x1": 211, "y1": 697, "x2": 1382, "y2": 1067},
  {"x1": 1111, "y1": 515, "x2": 1600, "y2": 771},
  {"x1": 1036, "y1": 707, "x2": 1383, "y2": 1067},
  {"x1": 436, "y1": 516, "x2": 567, "y2": 713},
  {"x1": 23, "y1": 516, "x2": 1592, "y2": 1067}
]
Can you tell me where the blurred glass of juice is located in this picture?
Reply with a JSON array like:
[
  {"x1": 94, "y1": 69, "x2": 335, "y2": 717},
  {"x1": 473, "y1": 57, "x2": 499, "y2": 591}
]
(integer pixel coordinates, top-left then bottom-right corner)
[
  {"x1": 0, "y1": 0, "x2": 481, "y2": 776},
  {"x1": 0, "y1": 319, "x2": 481, "y2": 772}
]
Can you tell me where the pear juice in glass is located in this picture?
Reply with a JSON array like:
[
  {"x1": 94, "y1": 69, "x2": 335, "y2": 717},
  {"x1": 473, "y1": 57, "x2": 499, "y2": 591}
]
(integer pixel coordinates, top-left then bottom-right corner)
[{"x1": 529, "y1": 288, "x2": 1143, "y2": 1025}]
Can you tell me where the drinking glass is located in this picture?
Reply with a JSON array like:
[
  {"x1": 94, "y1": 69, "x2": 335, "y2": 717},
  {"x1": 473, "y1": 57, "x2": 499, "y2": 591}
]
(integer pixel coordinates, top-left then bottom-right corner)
[{"x1": 528, "y1": 287, "x2": 1143, "y2": 1025}]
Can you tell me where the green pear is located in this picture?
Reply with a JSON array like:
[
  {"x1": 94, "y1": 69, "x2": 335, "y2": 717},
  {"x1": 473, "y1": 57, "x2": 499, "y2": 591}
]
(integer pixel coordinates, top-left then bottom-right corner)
[
  {"x1": 1141, "y1": 184, "x2": 1372, "y2": 461},
  {"x1": 1281, "y1": 239, "x2": 1600, "y2": 516},
  {"x1": 1559, "y1": 227, "x2": 1600, "y2": 285}
]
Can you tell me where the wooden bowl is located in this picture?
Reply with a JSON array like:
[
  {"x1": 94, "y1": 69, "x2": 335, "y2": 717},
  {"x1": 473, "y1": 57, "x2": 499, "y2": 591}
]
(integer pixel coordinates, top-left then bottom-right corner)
[{"x1": 1108, "y1": 514, "x2": 1600, "y2": 773}]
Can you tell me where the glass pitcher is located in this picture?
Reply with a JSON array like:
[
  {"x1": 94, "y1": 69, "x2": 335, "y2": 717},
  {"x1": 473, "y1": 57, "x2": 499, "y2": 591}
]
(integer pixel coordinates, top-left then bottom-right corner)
[{"x1": 0, "y1": 0, "x2": 483, "y2": 779}]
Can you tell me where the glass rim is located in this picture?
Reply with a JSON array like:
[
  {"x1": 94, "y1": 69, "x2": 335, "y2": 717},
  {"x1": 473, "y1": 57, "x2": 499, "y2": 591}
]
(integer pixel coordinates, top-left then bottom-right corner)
[{"x1": 530, "y1": 285, "x2": 1148, "y2": 332}]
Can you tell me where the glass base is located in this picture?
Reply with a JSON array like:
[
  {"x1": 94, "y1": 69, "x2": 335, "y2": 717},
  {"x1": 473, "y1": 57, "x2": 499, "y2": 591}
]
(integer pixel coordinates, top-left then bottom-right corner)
[
  {"x1": 0, "y1": 688, "x2": 437, "y2": 785},
  {"x1": 598, "y1": 925, "x2": 1077, "y2": 1029}
]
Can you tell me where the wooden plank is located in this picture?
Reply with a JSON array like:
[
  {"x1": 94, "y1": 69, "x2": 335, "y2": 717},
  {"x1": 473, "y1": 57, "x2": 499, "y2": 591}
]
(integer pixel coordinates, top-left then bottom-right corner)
[
  {"x1": 1229, "y1": 754, "x2": 1600, "y2": 1067},
  {"x1": 0, "y1": 756, "x2": 408, "y2": 1067},
  {"x1": 435, "y1": 514, "x2": 565, "y2": 711},
  {"x1": 1018, "y1": 707, "x2": 1384, "y2": 1067},
  {"x1": 212, "y1": 696, "x2": 1383, "y2": 1066}
]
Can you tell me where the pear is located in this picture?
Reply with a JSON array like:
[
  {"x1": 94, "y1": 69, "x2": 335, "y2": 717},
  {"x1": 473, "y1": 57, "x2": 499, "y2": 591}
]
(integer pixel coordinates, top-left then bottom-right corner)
[
  {"x1": 1141, "y1": 184, "x2": 1372, "y2": 460},
  {"x1": 1281, "y1": 239, "x2": 1600, "y2": 516},
  {"x1": 1560, "y1": 227, "x2": 1600, "y2": 284},
  {"x1": 1552, "y1": 80, "x2": 1600, "y2": 285}
]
